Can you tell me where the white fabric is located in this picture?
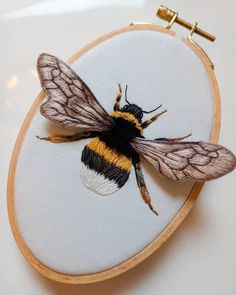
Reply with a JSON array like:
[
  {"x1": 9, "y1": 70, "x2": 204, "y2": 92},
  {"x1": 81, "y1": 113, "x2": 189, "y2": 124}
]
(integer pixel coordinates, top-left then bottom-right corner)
[{"x1": 14, "y1": 30, "x2": 213, "y2": 275}]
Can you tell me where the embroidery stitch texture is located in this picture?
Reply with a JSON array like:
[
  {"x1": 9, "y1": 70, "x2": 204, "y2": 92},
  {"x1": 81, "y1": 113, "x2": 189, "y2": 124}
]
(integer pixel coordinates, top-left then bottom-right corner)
[{"x1": 37, "y1": 53, "x2": 236, "y2": 215}]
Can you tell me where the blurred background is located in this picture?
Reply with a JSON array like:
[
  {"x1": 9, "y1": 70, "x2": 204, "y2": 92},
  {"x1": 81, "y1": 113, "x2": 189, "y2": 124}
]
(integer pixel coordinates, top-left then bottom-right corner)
[{"x1": 0, "y1": 1, "x2": 235, "y2": 294}]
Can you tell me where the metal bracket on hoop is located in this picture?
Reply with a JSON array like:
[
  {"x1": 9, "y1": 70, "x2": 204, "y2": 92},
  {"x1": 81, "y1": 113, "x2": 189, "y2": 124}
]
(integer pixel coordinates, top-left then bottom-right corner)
[
  {"x1": 156, "y1": 5, "x2": 215, "y2": 69},
  {"x1": 130, "y1": 6, "x2": 216, "y2": 69}
]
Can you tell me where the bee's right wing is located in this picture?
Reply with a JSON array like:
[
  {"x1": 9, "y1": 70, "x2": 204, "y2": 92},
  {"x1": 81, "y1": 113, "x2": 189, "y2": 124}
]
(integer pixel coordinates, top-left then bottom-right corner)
[
  {"x1": 37, "y1": 53, "x2": 114, "y2": 131},
  {"x1": 131, "y1": 137, "x2": 236, "y2": 182}
]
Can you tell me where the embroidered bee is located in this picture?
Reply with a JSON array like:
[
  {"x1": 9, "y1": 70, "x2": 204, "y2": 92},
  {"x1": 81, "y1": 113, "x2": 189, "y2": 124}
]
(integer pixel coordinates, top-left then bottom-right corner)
[{"x1": 37, "y1": 53, "x2": 236, "y2": 215}]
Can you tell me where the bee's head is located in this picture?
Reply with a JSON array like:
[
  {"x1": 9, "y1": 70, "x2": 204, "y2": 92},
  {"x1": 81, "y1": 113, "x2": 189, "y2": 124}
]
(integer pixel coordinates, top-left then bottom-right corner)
[
  {"x1": 121, "y1": 85, "x2": 162, "y2": 123},
  {"x1": 121, "y1": 104, "x2": 144, "y2": 122}
]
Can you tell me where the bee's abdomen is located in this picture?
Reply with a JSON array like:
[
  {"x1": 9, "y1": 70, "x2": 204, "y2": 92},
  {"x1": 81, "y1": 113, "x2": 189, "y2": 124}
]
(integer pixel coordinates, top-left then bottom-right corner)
[{"x1": 80, "y1": 138, "x2": 131, "y2": 195}]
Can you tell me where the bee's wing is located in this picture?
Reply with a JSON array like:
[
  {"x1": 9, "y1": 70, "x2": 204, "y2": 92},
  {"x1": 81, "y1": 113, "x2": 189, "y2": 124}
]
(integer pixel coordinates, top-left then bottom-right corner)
[
  {"x1": 131, "y1": 138, "x2": 236, "y2": 182},
  {"x1": 37, "y1": 53, "x2": 114, "y2": 131}
]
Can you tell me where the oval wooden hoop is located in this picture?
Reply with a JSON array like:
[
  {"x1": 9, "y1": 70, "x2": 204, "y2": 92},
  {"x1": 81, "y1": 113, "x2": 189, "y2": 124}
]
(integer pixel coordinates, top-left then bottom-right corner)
[{"x1": 7, "y1": 24, "x2": 221, "y2": 284}]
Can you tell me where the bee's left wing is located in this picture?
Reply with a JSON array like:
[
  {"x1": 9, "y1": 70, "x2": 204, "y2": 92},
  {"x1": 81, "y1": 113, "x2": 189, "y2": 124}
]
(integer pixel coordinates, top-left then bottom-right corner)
[
  {"x1": 131, "y1": 138, "x2": 236, "y2": 181},
  {"x1": 37, "y1": 53, "x2": 114, "y2": 131}
]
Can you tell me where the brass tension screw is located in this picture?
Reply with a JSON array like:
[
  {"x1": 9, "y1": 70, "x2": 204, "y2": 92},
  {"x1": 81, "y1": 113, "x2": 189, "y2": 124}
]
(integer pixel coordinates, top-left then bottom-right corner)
[{"x1": 157, "y1": 5, "x2": 216, "y2": 42}]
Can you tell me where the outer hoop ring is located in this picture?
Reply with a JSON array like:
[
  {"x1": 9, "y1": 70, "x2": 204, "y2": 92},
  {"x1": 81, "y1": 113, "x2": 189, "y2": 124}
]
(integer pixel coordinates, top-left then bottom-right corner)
[{"x1": 7, "y1": 24, "x2": 221, "y2": 284}]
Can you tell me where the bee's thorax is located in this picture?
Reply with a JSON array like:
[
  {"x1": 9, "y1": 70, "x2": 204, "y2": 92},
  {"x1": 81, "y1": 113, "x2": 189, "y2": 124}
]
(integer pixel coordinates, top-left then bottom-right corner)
[{"x1": 97, "y1": 111, "x2": 142, "y2": 162}]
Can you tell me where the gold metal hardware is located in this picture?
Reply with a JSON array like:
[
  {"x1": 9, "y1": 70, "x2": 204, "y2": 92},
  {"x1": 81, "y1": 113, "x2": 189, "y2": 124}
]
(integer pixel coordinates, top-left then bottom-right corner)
[
  {"x1": 187, "y1": 22, "x2": 215, "y2": 69},
  {"x1": 165, "y1": 11, "x2": 178, "y2": 29},
  {"x1": 129, "y1": 5, "x2": 216, "y2": 69},
  {"x1": 157, "y1": 5, "x2": 215, "y2": 69},
  {"x1": 157, "y1": 6, "x2": 215, "y2": 42}
]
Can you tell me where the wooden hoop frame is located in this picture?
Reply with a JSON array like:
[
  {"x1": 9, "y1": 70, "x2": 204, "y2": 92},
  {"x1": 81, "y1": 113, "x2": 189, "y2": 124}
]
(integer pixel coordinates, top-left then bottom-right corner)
[{"x1": 7, "y1": 24, "x2": 221, "y2": 284}]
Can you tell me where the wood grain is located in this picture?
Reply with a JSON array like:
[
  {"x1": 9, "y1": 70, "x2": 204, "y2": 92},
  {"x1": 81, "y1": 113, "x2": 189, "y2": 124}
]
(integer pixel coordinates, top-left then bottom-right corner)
[{"x1": 7, "y1": 24, "x2": 221, "y2": 284}]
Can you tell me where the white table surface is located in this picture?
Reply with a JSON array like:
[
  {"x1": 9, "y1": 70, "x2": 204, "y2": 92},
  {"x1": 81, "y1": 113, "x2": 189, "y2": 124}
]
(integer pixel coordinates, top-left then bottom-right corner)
[{"x1": 0, "y1": 0, "x2": 235, "y2": 294}]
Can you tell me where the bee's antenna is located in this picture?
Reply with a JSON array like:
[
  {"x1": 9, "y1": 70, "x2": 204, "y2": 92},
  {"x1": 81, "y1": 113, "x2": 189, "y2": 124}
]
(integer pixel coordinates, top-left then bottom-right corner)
[
  {"x1": 125, "y1": 85, "x2": 131, "y2": 105},
  {"x1": 142, "y1": 104, "x2": 162, "y2": 114}
]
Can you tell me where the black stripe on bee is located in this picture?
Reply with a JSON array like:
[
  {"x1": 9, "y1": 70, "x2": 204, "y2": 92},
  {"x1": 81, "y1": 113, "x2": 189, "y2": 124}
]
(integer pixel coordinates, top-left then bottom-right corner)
[{"x1": 81, "y1": 146, "x2": 130, "y2": 188}]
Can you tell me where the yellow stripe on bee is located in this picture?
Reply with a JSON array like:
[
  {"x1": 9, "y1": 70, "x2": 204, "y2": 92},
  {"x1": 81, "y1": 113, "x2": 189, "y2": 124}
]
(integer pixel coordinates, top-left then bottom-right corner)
[
  {"x1": 86, "y1": 137, "x2": 132, "y2": 171},
  {"x1": 110, "y1": 111, "x2": 143, "y2": 133}
]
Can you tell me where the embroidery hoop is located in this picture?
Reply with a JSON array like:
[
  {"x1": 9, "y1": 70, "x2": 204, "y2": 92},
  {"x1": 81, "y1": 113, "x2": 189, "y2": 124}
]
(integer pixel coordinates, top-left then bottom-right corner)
[{"x1": 8, "y1": 22, "x2": 220, "y2": 284}]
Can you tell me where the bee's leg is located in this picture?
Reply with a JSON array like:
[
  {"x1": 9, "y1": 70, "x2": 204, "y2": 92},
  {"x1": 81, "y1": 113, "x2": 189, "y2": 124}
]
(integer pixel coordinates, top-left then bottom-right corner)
[
  {"x1": 113, "y1": 83, "x2": 122, "y2": 111},
  {"x1": 141, "y1": 110, "x2": 167, "y2": 129},
  {"x1": 36, "y1": 131, "x2": 95, "y2": 143},
  {"x1": 133, "y1": 161, "x2": 158, "y2": 216},
  {"x1": 155, "y1": 133, "x2": 192, "y2": 142}
]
